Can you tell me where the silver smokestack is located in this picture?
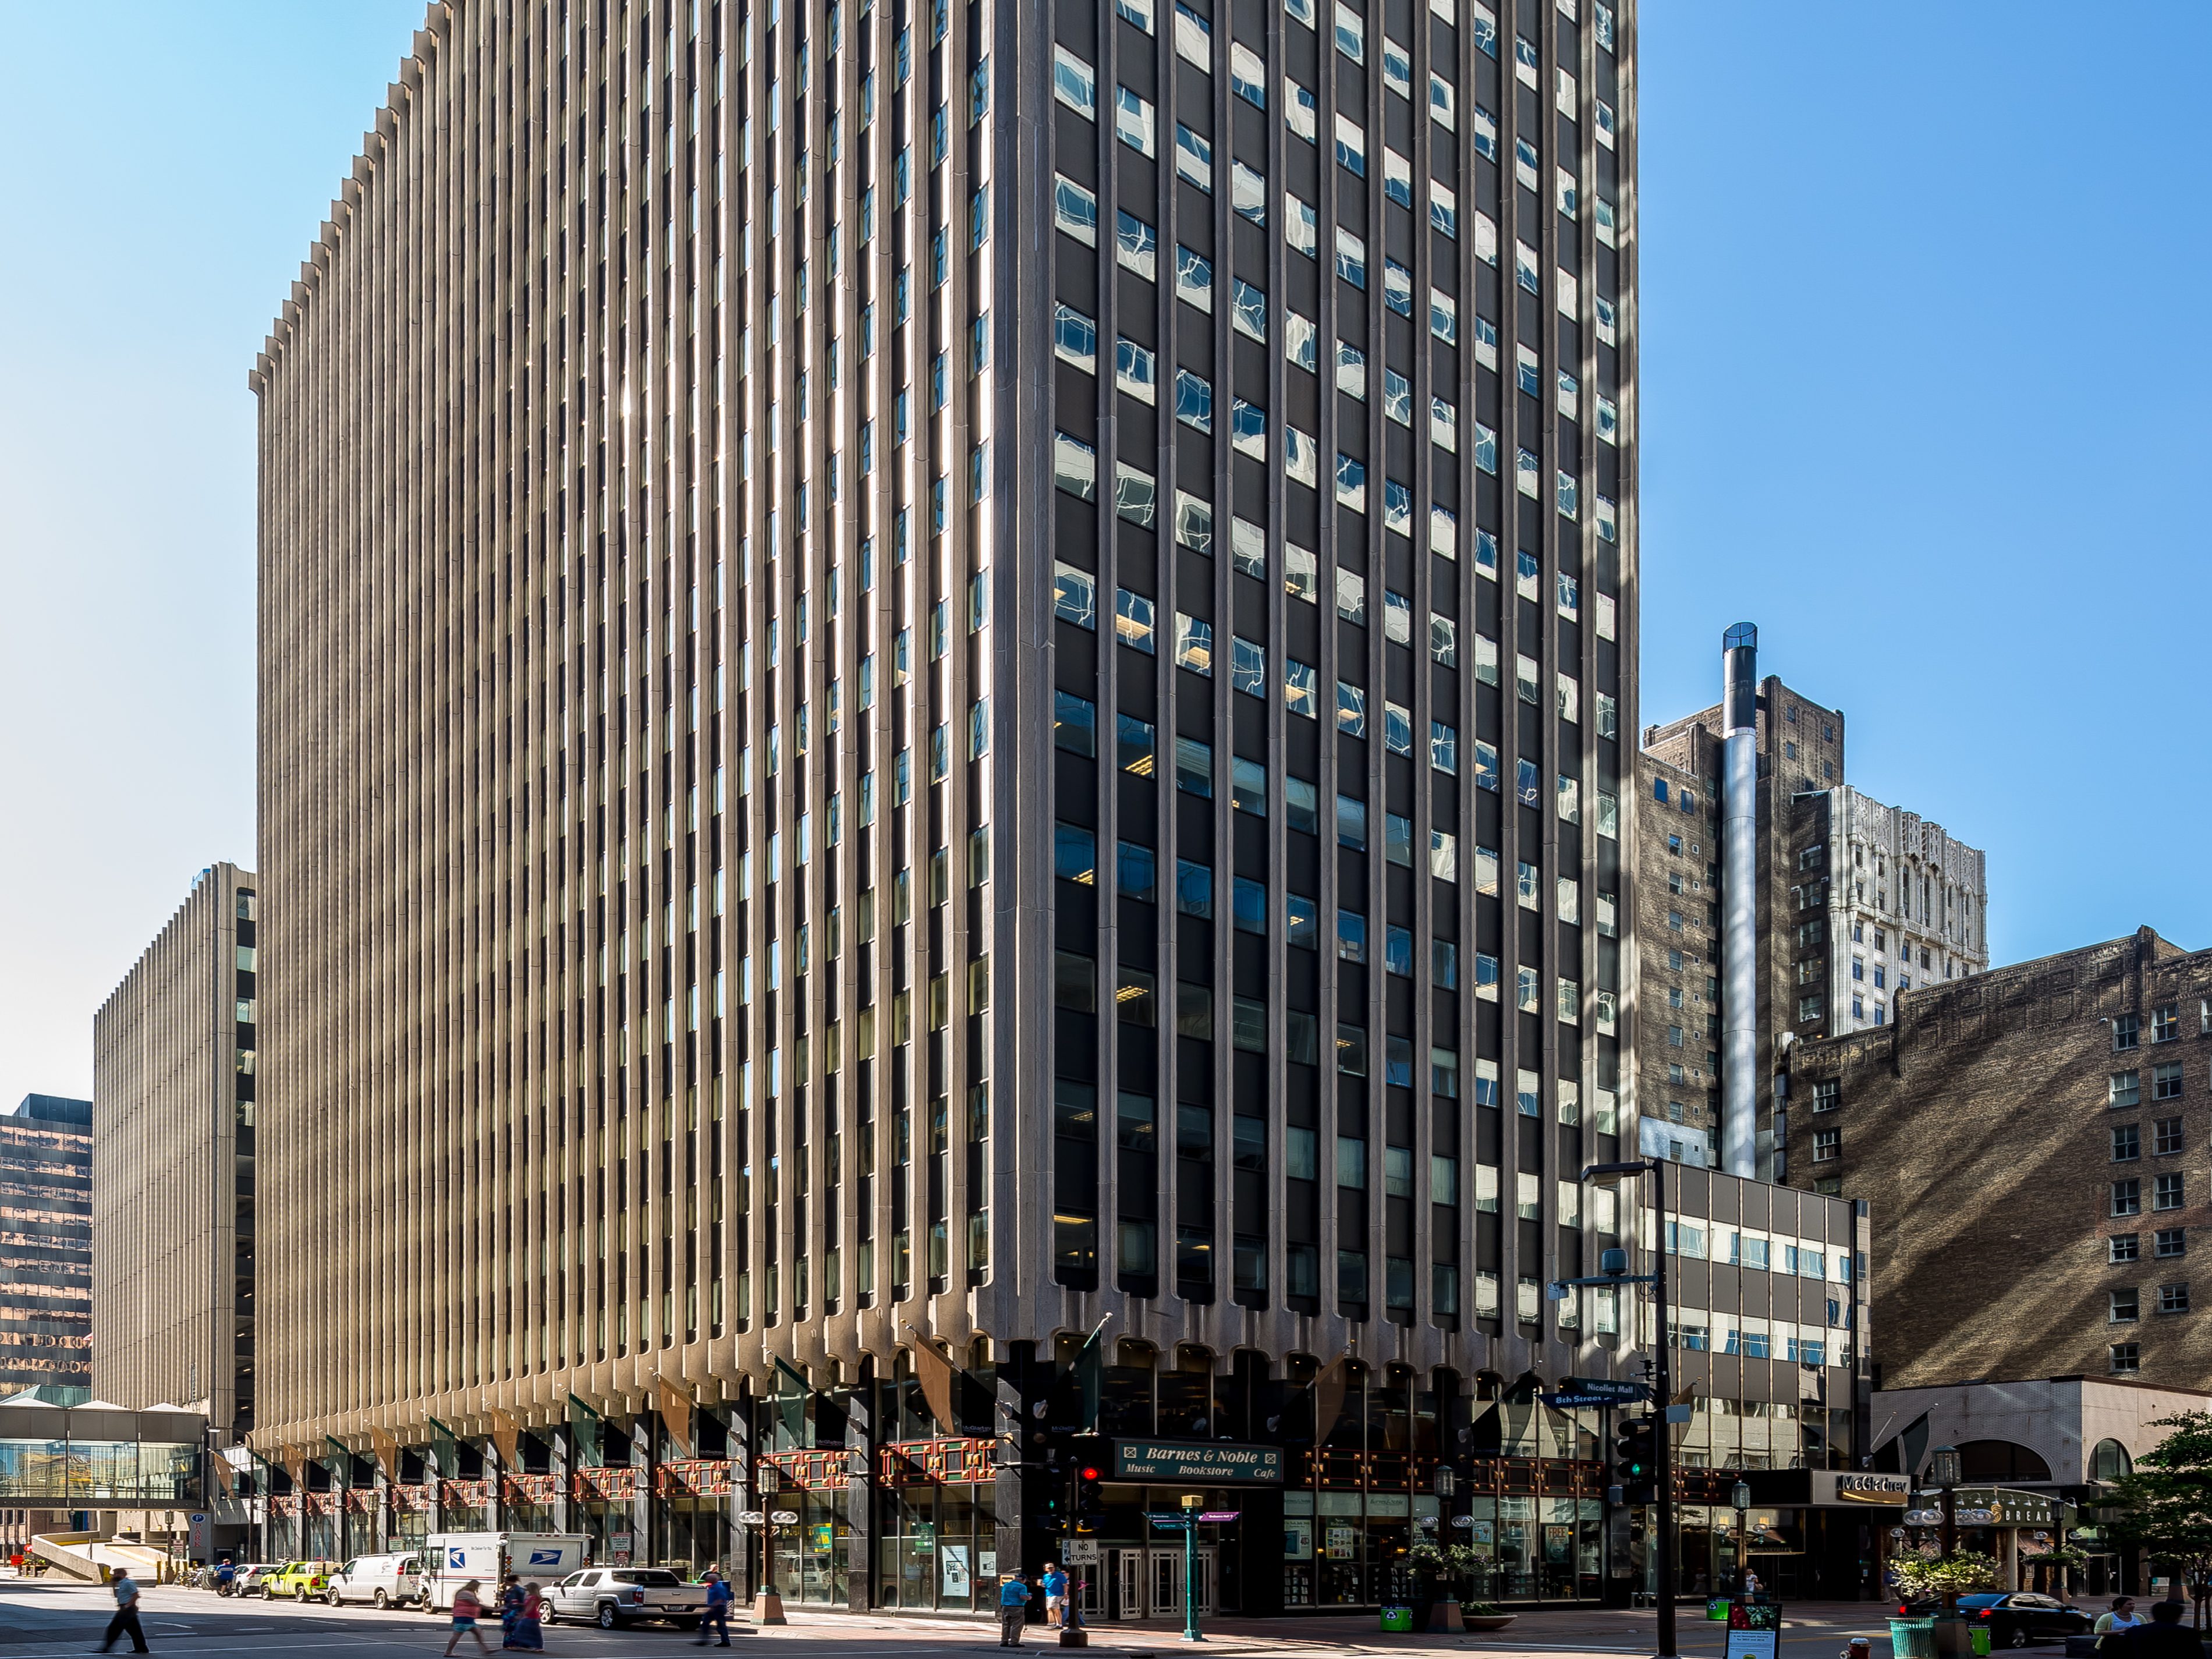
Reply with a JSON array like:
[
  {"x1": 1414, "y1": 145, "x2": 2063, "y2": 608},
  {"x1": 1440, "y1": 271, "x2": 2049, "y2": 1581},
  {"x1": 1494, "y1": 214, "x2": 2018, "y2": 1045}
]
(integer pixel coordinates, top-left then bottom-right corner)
[{"x1": 1720, "y1": 623, "x2": 1759, "y2": 1179}]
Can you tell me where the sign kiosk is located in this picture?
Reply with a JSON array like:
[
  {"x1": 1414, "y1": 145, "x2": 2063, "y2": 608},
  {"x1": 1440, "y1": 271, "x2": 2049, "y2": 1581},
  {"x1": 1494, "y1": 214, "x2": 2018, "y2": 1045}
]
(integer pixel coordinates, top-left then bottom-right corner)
[{"x1": 1723, "y1": 1600, "x2": 1781, "y2": 1659}]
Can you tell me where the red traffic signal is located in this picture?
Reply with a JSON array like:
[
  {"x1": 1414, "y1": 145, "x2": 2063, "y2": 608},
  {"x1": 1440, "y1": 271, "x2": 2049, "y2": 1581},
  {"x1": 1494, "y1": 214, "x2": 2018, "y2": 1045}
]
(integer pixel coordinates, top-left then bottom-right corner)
[{"x1": 1078, "y1": 1466, "x2": 1101, "y2": 1481}]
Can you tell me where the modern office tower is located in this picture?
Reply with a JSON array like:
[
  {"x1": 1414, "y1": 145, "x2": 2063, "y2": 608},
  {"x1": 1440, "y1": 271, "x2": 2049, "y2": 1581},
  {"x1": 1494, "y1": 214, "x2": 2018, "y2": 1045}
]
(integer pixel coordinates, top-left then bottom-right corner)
[
  {"x1": 252, "y1": 0, "x2": 1642, "y2": 1614},
  {"x1": 91, "y1": 862, "x2": 261, "y2": 1443},
  {"x1": 0, "y1": 1094, "x2": 94, "y2": 1399},
  {"x1": 1789, "y1": 927, "x2": 2212, "y2": 1393},
  {"x1": 1636, "y1": 660, "x2": 1986, "y2": 1179}
]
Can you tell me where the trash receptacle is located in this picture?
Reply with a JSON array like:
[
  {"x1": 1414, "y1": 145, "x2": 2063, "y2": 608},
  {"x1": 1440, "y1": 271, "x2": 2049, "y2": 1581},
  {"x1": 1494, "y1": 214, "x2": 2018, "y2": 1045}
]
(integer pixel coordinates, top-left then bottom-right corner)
[
  {"x1": 1969, "y1": 1625, "x2": 1992, "y2": 1657},
  {"x1": 1379, "y1": 1605, "x2": 1414, "y2": 1632},
  {"x1": 1708, "y1": 1596, "x2": 1732, "y2": 1620},
  {"x1": 1889, "y1": 1617, "x2": 1938, "y2": 1659}
]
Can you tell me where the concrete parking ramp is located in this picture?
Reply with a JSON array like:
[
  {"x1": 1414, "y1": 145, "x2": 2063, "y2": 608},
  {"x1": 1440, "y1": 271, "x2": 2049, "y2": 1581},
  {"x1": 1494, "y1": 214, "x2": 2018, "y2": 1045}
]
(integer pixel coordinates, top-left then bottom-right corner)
[{"x1": 27, "y1": 1531, "x2": 107, "y2": 1582}]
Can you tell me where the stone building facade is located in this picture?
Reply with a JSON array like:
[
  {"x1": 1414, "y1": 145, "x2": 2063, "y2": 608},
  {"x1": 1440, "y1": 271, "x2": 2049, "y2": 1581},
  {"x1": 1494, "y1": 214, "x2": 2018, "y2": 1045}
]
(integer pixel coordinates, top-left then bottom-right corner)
[
  {"x1": 1786, "y1": 927, "x2": 2212, "y2": 1391},
  {"x1": 245, "y1": 0, "x2": 1654, "y2": 1620},
  {"x1": 91, "y1": 862, "x2": 260, "y2": 1441},
  {"x1": 1820, "y1": 788, "x2": 1985, "y2": 1036}
]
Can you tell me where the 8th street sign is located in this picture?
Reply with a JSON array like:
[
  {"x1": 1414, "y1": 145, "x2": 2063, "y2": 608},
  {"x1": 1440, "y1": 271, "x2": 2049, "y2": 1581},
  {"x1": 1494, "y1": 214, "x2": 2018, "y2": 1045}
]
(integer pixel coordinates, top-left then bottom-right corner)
[{"x1": 1545, "y1": 1377, "x2": 1650, "y2": 1409}]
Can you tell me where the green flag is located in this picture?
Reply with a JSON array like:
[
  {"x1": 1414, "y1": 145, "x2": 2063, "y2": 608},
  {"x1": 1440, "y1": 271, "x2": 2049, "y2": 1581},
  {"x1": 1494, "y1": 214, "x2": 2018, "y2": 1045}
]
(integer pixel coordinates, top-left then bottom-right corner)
[
  {"x1": 772, "y1": 1356, "x2": 811, "y2": 1448},
  {"x1": 567, "y1": 1395, "x2": 602, "y2": 1467},
  {"x1": 1075, "y1": 1315, "x2": 1111, "y2": 1431},
  {"x1": 429, "y1": 1417, "x2": 460, "y2": 1481}
]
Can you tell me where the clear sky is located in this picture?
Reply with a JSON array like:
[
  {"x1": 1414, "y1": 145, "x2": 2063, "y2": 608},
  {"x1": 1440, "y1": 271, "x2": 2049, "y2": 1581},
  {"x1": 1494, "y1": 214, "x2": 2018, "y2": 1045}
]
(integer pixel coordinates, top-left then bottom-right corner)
[{"x1": 0, "y1": 2, "x2": 2205, "y2": 1108}]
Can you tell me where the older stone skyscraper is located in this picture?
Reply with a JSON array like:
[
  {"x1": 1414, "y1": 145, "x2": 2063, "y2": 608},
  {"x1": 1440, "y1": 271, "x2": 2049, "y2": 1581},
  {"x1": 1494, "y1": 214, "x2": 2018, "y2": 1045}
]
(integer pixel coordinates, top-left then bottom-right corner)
[{"x1": 253, "y1": 0, "x2": 1646, "y2": 1614}]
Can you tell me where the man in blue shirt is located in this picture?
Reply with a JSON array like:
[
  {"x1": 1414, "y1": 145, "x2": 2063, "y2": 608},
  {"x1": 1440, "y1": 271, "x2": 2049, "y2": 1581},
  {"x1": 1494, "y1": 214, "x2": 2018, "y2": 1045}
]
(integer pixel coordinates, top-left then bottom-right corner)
[
  {"x1": 1041, "y1": 1562, "x2": 1068, "y2": 1628},
  {"x1": 691, "y1": 1569, "x2": 735, "y2": 1647},
  {"x1": 997, "y1": 1569, "x2": 1031, "y2": 1647}
]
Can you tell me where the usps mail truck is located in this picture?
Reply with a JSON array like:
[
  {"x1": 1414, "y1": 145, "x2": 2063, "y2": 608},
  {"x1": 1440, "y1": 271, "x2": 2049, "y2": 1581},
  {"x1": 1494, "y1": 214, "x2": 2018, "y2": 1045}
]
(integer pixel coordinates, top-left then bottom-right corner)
[{"x1": 423, "y1": 1533, "x2": 589, "y2": 1611}]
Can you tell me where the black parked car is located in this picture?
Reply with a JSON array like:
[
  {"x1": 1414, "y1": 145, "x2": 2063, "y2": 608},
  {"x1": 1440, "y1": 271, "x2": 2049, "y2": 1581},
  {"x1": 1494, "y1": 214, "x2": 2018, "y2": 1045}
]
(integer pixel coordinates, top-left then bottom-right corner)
[{"x1": 1895, "y1": 1593, "x2": 2091, "y2": 1649}]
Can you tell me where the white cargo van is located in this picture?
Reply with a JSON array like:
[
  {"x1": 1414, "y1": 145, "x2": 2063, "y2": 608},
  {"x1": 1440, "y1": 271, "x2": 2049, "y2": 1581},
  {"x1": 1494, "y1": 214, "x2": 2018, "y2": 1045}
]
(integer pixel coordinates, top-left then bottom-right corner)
[
  {"x1": 421, "y1": 1533, "x2": 589, "y2": 1611},
  {"x1": 324, "y1": 1551, "x2": 426, "y2": 1608}
]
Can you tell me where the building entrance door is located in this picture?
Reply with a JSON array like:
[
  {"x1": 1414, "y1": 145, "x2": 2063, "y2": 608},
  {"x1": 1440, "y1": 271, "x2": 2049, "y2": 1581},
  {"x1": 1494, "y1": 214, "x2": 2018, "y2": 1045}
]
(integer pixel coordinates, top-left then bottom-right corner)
[
  {"x1": 1105, "y1": 1546, "x2": 1217, "y2": 1619},
  {"x1": 1147, "y1": 1547, "x2": 1216, "y2": 1618},
  {"x1": 1112, "y1": 1549, "x2": 1142, "y2": 1619}
]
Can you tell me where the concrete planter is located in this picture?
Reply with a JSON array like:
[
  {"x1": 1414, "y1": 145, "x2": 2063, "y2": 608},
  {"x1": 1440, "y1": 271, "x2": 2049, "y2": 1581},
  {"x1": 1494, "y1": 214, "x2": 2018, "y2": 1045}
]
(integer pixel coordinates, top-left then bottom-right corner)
[{"x1": 1462, "y1": 1614, "x2": 1517, "y2": 1632}]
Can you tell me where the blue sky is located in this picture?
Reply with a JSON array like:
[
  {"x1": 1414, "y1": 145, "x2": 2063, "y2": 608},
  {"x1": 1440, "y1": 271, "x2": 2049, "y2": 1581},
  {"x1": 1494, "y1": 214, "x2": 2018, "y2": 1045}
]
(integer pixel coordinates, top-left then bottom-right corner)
[{"x1": 0, "y1": 2, "x2": 2204, "y2": 1106}]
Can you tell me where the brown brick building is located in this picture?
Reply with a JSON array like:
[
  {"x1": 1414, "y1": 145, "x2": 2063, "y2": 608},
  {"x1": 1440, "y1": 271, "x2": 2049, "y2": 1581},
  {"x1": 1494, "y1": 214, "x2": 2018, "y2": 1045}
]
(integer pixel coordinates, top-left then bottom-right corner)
[
  {"x1": 1635, "y1": 672, "x2": 1985, "y2": 1182},
  {"x1": 1635, "y1": 675, "x2": 1845, "y2": 1173},
  {"x1": 1786, "y1": 927, "x2": 2212, "y2": 1390}
]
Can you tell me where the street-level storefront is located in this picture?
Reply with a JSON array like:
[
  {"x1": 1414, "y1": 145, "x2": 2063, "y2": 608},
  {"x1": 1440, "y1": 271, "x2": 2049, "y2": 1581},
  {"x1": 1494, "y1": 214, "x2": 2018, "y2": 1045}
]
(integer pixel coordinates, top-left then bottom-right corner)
[
  {"x1": 1729, "y1": 1469, "x2": 1910, "y2": 1600},
  {"x1": 1899, "y1": 1487, "x2": 2078, "y2": 1598},
  {"x1": 873, "y1": 1438, "x2": 998, "y2": 1613},
  {"x1": 656, "y1": 1459, "x2": 738, "y2": 1579},
  {"x1": 573, "y1": 1465, "x2": 641, "y2": 1565}
]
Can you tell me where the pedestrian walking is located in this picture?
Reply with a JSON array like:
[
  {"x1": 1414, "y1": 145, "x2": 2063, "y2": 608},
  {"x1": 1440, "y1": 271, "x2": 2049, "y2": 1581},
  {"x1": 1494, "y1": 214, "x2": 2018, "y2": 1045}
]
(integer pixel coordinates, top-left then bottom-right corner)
[
  {"x1": 997, "y1": 1570, "x2": 1031, "y2": 1648},
  {"x1": 692, "y1": 1569, "x2": 735, "y2": 1647},
  {"x1": 1041, "y1": 1562, "x2": 1068, "y2": 1628},
  {"x1": 498, "y1": 1573, "x2": 525, "y2": 1649},
  {"x1": 444, "y1": 1579, "x2": 492, "y2": 1657},
  {"x1": 99, "y1": 1567, "x2": 150, "y2": 1654},
  {"x1": 508, "y1": 1582, "x2": 545, "y2": 1651}
]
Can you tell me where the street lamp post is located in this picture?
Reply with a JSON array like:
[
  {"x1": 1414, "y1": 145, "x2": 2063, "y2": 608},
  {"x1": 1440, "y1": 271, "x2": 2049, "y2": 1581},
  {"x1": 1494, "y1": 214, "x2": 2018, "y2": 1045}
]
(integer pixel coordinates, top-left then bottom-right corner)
[
  {"x1": 1578, "y1": 1158, "x2": 1679, "y2": 1659},
  {"x1": 1179, "y1": 1494, "x2": 1204, "y2": 1642},
  {"x1": 1930, "y1": 1446, "x2": 1962, "y2": 1620}
]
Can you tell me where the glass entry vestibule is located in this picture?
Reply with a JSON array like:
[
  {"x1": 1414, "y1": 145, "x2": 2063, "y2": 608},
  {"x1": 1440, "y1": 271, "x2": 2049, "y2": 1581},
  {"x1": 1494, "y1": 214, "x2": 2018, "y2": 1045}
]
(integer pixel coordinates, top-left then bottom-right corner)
[{"x1": 1107, "y1": 1545, "x2": 1217, "y2": 1619}]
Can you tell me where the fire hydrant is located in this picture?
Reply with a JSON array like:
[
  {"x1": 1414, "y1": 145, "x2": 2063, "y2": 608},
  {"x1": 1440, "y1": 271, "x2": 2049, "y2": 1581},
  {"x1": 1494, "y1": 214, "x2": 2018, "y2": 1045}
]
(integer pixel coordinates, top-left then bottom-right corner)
[{"x1": 1844, "y1": 1639, "x2": 1871, "y2": 1659}]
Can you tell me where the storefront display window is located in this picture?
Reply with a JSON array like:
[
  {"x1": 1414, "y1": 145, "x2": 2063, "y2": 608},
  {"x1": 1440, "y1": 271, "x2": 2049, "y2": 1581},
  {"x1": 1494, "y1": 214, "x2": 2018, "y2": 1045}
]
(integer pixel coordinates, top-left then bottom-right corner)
[{"x1": 875, "y1": 1483, "x2": 996, "y2": 1612}]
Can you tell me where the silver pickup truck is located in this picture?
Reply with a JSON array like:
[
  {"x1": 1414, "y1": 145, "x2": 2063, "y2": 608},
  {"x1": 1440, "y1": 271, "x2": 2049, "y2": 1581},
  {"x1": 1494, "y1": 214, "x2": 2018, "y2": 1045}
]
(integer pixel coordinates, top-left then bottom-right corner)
[{"x1": 544, "y1": 1566, "x2": 712, "y2": 1629}]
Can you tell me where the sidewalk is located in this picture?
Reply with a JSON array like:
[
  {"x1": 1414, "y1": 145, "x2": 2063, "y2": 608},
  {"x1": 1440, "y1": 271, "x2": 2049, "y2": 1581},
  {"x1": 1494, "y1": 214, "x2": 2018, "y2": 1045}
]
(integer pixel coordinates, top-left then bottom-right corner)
[{"x1": 765, "y1": 1600, "x2": 1903, "y2": 1657}]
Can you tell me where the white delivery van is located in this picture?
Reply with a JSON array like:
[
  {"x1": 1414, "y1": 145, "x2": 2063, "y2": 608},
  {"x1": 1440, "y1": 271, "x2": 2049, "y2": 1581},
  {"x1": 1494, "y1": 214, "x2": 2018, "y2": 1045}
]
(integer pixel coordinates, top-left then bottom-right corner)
[
  {"x1": 421, "y1": 1533, "x2": 590, "y2": 1611},
  {"x1": 325, "y1": 1551, "x2": 427, "y2": 1608}
]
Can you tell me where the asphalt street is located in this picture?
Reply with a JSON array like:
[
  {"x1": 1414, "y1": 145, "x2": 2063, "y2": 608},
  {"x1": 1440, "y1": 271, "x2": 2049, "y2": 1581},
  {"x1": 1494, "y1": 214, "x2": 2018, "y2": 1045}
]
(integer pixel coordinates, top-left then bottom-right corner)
[{"x1": 0, "y1": 1580, "x2": 1931, "y2": 1658}]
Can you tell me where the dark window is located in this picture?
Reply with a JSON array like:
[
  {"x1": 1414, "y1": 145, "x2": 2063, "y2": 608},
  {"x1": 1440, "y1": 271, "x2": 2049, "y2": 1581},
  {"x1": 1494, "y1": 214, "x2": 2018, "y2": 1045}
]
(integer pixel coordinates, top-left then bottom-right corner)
[
  {"x1": 2158, "y1": 1283, "x2": 2190, "y2": 1315},
  {"x1": 2110, "y1": 1343, "x2": 2140, "y2": 1373},
  {"x1": 2154, "y1": 1063, "x2": 2184, "y2": 1100},
  {"x1": 2110, "y1": 1234, "x2": 2140, "y2": 1263},
  {"x1": 2112, "y1": 1179, "x2": 2142, "y2": 1217},
  {"x1": 1812, "y1": 1079, "x2": 1840, "y2": 1113},
  {"x1": 2153, "y1": 1004, "x2": 2180, "y2": 1043},
  {"x1": 2110, "y1": 1287, "x2": 2139, "y2": 1322},
  {"x1": 2156, "y1": 1173, "x2": 2185, "y2": 1211},
  {"x1": 2114, "y1": 1013, "x2": 2140, "y2": 1051},
  {"x1": 2112, "y1": 1125, "x2": 2140, "y2": 1162},
  {"x1": 2156, "y1": 1228, "x2": 2187, "y2": 1259},
  {"x1": 2156, "y1": 1118, "x2": 2184, "y2": 1156}
]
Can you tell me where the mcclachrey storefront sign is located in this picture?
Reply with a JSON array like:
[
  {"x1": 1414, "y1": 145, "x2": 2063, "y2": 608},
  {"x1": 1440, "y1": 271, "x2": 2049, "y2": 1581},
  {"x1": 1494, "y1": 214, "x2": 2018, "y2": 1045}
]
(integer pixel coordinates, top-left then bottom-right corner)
[{"x1": 1108, "y1": 1439, "x2": 1283, "y2": 1484}]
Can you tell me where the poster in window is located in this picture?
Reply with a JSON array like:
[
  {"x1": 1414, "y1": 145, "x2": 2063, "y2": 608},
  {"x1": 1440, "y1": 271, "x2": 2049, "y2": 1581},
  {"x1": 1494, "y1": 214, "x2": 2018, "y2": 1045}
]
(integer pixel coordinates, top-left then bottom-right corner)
[
  {"x1": 940, "y1": 1544, "x2": 972, "y2": 1596},
  {"x1": 1282, "y1": 1519, "x2": 1314, "y2": 1561},
  {"x1": 1324, "y1": 1525, "x2": 1357, "y2": 1561}
]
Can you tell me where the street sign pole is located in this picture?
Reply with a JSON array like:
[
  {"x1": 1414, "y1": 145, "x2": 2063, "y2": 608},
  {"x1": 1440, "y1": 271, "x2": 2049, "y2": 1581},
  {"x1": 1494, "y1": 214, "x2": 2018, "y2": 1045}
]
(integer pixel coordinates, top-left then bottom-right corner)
[{"x1": 1180, "y1": 1494, "x2": 1204, "y2": 1642}]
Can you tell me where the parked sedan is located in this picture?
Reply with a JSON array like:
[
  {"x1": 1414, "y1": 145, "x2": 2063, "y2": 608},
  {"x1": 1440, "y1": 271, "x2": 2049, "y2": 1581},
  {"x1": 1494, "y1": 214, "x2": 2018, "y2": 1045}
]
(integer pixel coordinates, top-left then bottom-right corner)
[{"x1": 1896, "y1": 1593, "x2": 2090, "y2": 1649}]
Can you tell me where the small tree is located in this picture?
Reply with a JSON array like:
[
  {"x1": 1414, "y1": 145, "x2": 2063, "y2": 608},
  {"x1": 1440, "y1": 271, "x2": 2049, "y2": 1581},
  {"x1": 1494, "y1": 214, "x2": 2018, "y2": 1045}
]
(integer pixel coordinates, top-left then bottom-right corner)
[
  {"x1": 2107, "y1": 1412, "x2": 2212, "y2": 1627},
  {"x1": 1891, "y1": 1550, "x2": 2000, "y2": 1607}
]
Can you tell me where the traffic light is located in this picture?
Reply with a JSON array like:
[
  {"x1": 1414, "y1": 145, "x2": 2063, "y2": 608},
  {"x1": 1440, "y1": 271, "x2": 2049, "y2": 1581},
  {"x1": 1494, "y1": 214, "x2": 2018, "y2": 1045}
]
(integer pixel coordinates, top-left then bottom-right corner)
[
  {"x1": 1074, "y1": 1462, "x2": 1107, "y2": 1532},
  {"x1": 1612, "y1": 1416, "x2": 1657, "y2": 1504}
]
